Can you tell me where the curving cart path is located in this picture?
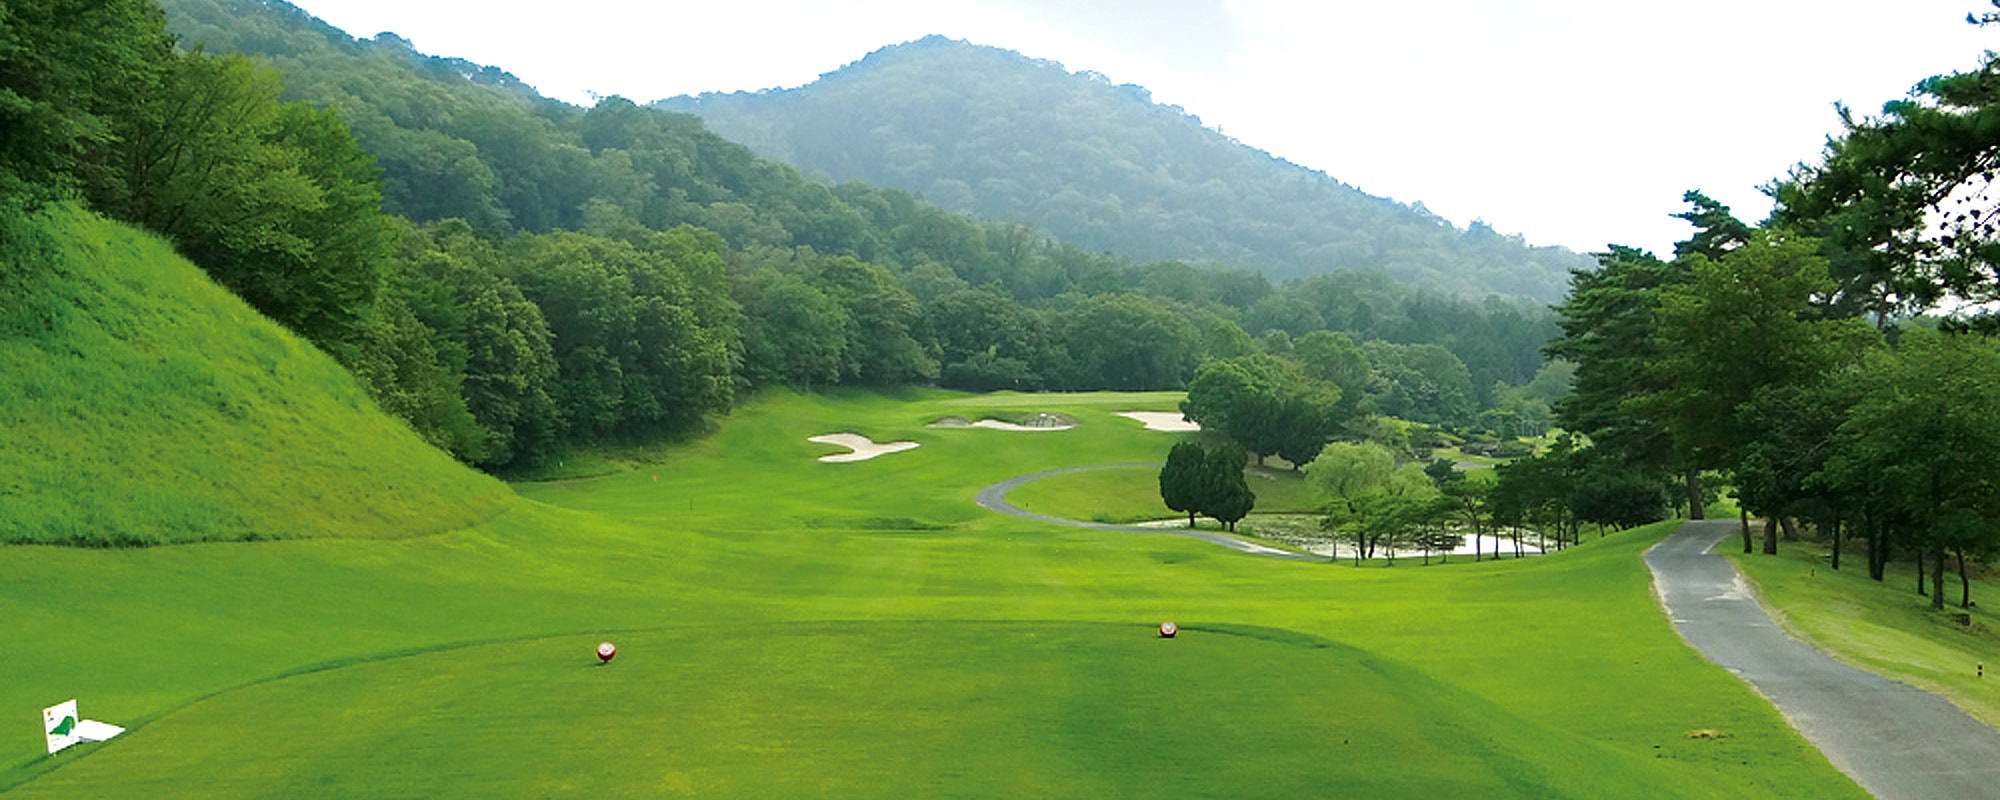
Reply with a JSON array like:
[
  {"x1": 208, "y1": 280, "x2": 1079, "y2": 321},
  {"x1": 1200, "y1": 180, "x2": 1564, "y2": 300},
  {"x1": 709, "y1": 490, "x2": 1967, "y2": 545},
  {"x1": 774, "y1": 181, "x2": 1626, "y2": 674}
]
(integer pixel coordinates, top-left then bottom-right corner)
[
  {"x1": 974, "y1": 464, "x2": 1318, "y2": 561},
  {"x1": 1646, "y1": 519, "x2": 2000, "y2": 800}
]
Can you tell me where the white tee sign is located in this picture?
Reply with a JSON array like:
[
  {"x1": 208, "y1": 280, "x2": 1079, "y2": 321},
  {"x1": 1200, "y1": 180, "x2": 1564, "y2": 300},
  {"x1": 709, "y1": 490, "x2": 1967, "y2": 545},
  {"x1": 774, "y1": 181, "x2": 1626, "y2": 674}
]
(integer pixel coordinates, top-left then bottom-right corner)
[
  {"x1": 41, "y1": 699, "x2": 122, "y2": 754},
  {"x1": 43, "y1": 700, "x2": 78, "y2": 755}
]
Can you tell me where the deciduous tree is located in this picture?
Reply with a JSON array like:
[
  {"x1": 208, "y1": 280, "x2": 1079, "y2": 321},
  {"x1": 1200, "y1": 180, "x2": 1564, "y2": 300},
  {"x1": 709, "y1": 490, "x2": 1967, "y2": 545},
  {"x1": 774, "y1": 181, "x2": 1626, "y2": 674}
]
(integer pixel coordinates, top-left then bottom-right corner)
[
  {"x1": 1823, "y1": 329, "x2": 2000, "y2": 608},
  {"x1": 1306, "y1": 441, "x2": 1396, "y2": 564}
]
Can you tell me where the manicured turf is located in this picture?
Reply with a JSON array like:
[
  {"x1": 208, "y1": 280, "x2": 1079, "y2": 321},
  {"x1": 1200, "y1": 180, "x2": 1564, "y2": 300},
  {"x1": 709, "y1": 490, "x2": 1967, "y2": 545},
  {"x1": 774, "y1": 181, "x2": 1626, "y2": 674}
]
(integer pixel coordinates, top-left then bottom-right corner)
[
  {"x1": 0, "y1": 390, "x2": 1865, "y2": 797},
  {"x1": 7, "y1": 621, "x2": 1688, "y2": 798},
  {"x1": 0, "y1": 213, "x2": 1868, "y2": 796}
]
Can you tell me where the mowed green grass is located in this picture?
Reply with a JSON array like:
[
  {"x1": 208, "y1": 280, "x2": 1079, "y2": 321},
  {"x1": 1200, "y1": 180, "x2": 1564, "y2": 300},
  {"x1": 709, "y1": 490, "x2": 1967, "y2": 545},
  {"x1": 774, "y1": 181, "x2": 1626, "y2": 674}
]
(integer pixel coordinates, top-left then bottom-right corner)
[
  {"x1": 0, "y1": 213, "x2": 1866, "y2": 797},
  {"x1": 9, "y1": 622, "x2": 1654, "y2": 798},
  {"x1": 0, "y1": 389, "x2": 1864, "y2": 797},
  {"x1": 1006, "y1": 462, "x2": 1325, "y2": 523}
]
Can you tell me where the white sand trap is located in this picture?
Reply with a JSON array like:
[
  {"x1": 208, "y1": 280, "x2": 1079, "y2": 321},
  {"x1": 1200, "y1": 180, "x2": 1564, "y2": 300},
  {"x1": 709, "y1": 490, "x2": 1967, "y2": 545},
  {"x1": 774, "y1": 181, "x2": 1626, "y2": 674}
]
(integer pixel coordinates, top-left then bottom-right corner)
[
  {"x1": 1117, "y1": 411, "x2": 1201, "y2": 432},
  {"x1": 809, "y1": 433, "x2": 920, "y2": 463},
  {"x1": 929, "y1": 413, "x2": 1076, "y2": 431}
]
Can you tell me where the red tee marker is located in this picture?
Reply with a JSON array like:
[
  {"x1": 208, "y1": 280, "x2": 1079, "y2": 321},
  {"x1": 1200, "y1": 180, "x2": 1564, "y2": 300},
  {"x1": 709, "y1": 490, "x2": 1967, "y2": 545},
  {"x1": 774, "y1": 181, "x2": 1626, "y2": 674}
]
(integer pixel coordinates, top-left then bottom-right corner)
[{"x1": 597, "y1": 641, "x2": 617, "y2": 662}]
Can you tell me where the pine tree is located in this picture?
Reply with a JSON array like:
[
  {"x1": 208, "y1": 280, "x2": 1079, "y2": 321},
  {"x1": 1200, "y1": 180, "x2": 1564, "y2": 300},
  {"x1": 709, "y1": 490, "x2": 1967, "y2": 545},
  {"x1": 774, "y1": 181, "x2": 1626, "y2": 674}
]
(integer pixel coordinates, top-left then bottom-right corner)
[
  {"x1": 1203, "y1": 442, "x2": 1255, "y2": 532},
  {"x1": 1158, "y1": 440, "x2": 1207, "y2": 527}
]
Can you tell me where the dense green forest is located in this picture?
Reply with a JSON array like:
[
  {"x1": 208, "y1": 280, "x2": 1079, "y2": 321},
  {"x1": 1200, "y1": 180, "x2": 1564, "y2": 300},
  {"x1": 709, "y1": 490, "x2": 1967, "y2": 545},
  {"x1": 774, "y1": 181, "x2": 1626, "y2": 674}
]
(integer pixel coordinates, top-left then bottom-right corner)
[
  {"x1": 1489, "y1": 56, "x2": 2000, "y2": 609},
  {"x1": 0, "y1": 0, "x2": 1567, "y2": 475},
  {"x1": 660, "y1": 36, "x2": 1594, "y2": 302},
  {"x1": 1249, "y1": 9, "x2": 2000, "y2": 603}
]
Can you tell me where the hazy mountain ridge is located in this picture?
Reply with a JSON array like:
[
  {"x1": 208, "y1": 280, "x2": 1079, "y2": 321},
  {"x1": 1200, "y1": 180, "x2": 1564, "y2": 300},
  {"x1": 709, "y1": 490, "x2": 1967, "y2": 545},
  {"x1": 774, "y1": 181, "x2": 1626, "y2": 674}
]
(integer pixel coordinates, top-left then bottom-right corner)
[
  {"x1": 662, "y1": 36, "x2": 1590, "y2": 302},
  {"x1": 149, "y1": 0, "x2": 1561, "y2": 429}
]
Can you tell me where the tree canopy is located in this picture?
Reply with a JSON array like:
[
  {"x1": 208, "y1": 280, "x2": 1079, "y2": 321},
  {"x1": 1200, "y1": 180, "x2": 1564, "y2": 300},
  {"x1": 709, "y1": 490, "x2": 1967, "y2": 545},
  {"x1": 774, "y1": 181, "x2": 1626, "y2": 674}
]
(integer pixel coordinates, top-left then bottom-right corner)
[{"x1": 0, "y1": 0, "x2": 1560, "y2": 475}]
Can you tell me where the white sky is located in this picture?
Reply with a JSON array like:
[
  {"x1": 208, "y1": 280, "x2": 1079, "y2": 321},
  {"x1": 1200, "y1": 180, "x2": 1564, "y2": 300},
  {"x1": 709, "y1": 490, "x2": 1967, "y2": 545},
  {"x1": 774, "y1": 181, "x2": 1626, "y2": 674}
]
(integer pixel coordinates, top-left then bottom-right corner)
[{"x1": 288, "y1": 0, "x2": 1994, "y2": 257}]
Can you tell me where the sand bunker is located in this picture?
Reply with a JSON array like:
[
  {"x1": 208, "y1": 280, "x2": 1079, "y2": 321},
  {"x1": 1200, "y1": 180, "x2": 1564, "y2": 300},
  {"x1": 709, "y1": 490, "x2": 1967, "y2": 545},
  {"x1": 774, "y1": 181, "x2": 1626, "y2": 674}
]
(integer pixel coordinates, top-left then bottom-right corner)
[
  {"x1": 1116, "y1": 411, "x2": 1201, "y2": 432},
  {"x1": 809, "y1": 433, "x2": 920, "y2": 463},
  {"x1": 928, "y1": 413, "x2": 1077, "y2": 431}
]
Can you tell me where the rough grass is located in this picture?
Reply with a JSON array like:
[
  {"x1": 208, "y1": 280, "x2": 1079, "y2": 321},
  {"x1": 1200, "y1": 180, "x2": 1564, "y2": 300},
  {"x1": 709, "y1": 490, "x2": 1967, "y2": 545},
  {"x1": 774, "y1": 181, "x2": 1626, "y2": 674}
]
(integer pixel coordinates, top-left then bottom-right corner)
[
  {"x1": 0, "y1": 206, "x2": 510, "y2": 544},
  {"x1": 1732, "y1": 541, "x2": 2000, "y2": 729}
]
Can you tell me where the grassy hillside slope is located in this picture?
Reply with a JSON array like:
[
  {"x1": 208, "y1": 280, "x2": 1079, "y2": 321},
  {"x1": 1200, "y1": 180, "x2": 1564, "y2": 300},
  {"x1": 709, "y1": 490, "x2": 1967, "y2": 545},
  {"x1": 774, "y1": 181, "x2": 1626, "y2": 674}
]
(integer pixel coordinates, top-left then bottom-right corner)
[{"x1": 0, "y1": 205, "x2": 511, "y2": 545}]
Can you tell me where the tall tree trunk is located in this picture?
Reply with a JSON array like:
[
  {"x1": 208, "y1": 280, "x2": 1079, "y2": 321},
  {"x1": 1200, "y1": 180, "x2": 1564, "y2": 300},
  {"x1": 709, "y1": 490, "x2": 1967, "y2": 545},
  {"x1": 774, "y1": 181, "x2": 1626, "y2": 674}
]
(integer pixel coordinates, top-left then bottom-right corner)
[
  {"x1": 1917, "y1": 547, "x2": 1927, "y2": 597},
  {"x1": 1741, "y1": 507, "x2": 1752, "y2": 554},
  {"x1": 1867, "y1": 515, "x2": 1886, "y2": 582},
  {"x1": 1830, "y1": 514, "x2": 1842, "y2": 571},
  {"x1": 1932, "y1": 545, "x2": 1948, "y2": 611},
  {"x1": 1763, "y1": 515, "x2": 1780, "y2": 555},
  {"x1": 1187, "y1": 510, "x2": 1196, "y2": 528},
  {"x1": 1779, "y1": 516, "x2": 1800, "y2": 543},
  {"x1": 1958, "y1": 547, "x2": 1973, "y2": 609},
  {"x1": 1686, "y1": 469, "x2": 1705, "y2": 520}
]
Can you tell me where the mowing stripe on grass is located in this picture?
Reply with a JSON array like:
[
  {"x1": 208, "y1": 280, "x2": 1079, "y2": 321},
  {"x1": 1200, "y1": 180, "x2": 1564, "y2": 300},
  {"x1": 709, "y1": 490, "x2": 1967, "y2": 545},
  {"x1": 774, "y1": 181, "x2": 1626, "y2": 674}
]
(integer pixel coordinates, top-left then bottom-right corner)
[{"x1": 4, "y1": 620, "x2": 1692, "y2": 799}]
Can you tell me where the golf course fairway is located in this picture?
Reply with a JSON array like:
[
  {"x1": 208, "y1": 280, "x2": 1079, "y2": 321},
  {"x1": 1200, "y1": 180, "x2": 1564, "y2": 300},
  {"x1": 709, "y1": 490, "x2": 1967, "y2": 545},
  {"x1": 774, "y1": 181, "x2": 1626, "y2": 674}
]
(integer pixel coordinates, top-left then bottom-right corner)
[
  {"x1": 0, "y1": 226, "x2": 1868, "y2": 799},
  {"x1": 0, "y1": 391, "x2": 1867, "y2": 798}
]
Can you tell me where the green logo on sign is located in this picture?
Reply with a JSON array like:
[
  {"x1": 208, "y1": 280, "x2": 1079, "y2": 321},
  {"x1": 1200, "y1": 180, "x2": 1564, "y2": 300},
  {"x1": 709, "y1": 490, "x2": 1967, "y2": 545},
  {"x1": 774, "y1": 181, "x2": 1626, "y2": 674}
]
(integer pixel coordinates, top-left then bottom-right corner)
[{"x1": 50, "y1": 716, "x2": 74, "y2": 736}]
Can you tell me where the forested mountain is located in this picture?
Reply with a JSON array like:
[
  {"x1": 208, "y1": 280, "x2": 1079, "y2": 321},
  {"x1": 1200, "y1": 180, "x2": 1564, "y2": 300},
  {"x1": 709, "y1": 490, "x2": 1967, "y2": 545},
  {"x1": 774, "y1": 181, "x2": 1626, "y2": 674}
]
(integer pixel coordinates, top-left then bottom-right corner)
[
  {"x1": 660, "y1": 36, "x2": 1592, "y2": 302},
  {"x1": 5, "y1": 0, "x2": 1569, "y2": 476}
]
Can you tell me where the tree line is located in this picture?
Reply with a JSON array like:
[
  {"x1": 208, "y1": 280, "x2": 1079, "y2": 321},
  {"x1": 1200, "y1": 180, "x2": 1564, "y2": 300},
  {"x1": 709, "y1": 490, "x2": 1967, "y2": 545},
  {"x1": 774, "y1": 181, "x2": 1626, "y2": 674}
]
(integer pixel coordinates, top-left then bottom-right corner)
[
  {"x1": 3, "y1": 0, "x2": 1571, "y2": 475},
  {"x1": 1165, "y1": 27, "x2": 2000, "y2": 587},
  {"x1": 1544, "y1": 36, "x2": 2000, "y2": 610}
]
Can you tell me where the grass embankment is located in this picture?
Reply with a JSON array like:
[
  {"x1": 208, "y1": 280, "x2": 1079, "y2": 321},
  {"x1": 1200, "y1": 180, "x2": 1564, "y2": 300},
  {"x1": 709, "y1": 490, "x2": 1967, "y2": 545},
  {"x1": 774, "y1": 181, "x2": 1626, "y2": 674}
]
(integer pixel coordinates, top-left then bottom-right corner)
[
  {"x1": 1733, "y1": 542, "x2": 2000, "y2": 728},
  {"x1": 0, "y1": 206, "x2": 509, "y2": 544},
  {"x1": 0, "y1": 220, "x2": 1866, "y2": 796}
]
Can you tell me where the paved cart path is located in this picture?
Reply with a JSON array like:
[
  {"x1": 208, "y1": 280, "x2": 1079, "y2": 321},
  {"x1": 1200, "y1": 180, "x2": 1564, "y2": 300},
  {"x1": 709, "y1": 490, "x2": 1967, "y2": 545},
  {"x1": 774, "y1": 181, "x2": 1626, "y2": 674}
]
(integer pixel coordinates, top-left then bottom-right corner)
[
  {"x1": 1646, "y1": 520, "x2": 2000, "y2": 800},
  {"x1": 973, "y1": 464, "x2": 1318, "y2": 562}
]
